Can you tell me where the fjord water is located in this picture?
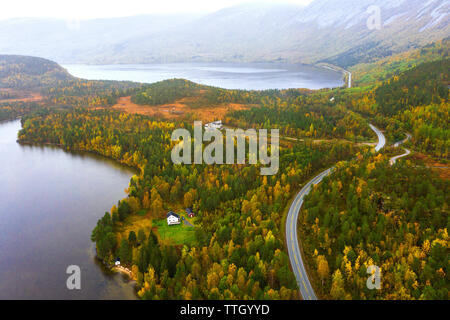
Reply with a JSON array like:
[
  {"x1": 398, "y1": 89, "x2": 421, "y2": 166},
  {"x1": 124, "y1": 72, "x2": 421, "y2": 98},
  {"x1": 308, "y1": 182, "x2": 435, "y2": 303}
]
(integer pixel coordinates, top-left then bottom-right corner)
[
  {"x1": 0, "y1": 120, "x2": 137, "y2": 299},
  {"x1": 63, "y1": 63, "x2": 344, "y2": 90}
]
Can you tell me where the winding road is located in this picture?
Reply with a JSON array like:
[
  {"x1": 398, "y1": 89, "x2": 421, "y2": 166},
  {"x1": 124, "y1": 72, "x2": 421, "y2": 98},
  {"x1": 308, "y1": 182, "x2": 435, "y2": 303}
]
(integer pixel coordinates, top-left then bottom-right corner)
[
  {"x1": 369, "y1": 124, "x2": 386, "y2": 152},
  {"x1": 390, "y1": 133, "x2": 412, "y2": 165},
  {"x1": 285, "y1": 124, "x2": 386, "y2": 300}
]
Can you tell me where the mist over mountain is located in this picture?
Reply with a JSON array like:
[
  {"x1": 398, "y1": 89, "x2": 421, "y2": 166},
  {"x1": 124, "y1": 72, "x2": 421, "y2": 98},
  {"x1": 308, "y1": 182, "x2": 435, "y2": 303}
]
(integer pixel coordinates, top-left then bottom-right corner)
[{"x1": 0, "y1": 0, "x2": 448, "y2": 67}]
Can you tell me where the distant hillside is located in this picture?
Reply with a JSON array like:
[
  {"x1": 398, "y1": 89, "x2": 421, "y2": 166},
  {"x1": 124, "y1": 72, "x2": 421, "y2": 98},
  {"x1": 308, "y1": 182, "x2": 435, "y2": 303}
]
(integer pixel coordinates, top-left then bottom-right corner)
[
  {"x1": 375, "y1": 58, "x2": 449, "y2": 115},
  {"x1": 0, "y1": 55, "x2": 74, "y2": 89},
  {"x1": 0, "y1": 0, "x2": 448, "y2": 67},
  {"x1": 351, "y1": 38, "x2": 450, "y2": 86}
]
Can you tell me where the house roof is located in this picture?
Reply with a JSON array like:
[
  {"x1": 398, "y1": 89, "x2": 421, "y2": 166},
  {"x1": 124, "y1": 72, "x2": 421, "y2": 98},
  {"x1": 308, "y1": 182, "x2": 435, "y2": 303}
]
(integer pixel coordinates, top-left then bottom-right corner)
[
  {"x1": 185, "y1": 208, "x2": 193, "y2": 214},
  {"x1": 167, "y1": 211, "x2": 179, "y2": 218}
]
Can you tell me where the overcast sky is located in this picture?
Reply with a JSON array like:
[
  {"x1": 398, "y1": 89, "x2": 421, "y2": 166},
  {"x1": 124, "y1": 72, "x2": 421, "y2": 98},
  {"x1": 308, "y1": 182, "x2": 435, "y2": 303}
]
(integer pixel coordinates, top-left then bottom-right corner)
[{"x1": 0, "y1": 0, "x2": 315, "y2": 20}]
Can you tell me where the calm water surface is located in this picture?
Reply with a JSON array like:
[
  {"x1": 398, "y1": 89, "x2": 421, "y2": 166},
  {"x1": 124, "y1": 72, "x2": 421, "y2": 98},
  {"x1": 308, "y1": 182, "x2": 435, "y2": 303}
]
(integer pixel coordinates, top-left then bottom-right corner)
[
  {"x1": 63, "y1": 62, "x2": 344, "y2": 90},
  {"x1": 0, "y1": 119, "x2": 137, "y2": 299}
]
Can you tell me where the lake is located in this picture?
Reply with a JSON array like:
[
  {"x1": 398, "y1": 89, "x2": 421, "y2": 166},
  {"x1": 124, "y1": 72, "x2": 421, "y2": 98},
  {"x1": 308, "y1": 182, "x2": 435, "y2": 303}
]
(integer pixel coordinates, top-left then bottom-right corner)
[
  {"x1": 0, "y1": 62, "x2": 342, "y2": 300},
  {"x1": 0, "y1": 119, "x2": 137, "y2": 299},
  {"x1": 63, "y1": 63, "x2": 344, "y2": 90}
]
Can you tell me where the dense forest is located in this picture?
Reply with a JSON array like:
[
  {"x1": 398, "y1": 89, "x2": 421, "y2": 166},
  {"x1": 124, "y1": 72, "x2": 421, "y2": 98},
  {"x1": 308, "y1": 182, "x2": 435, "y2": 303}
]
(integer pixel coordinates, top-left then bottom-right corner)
[
  {"x1": 226, "y1": 96, "x2": 371, "y2": 141},
  {"x1": 374, "y1": 59, "x2": 449, "y2": 116},
  {"x1": 350, "y1": 38, "x2": 449, "y2": 87},
  {"x1": 18, "y1": 107, "x2": 358, "y2": 299},
  {"x1": 131, "y1": 78, "x2": 312, "y2": 108},
  {"x1": 2, "y1": 45, "x2": 448, "y2": 300},
  {"x1": 130, "y1": 79, "x2": 374, "y2": 141},
  {"x1": 131, "y1": 79, "x2": 206, "y2": 105},
  {"x1": 0, "y1": 102, "x2": 38, "y2": 122},
  {"x1": 44, "y1": 79, "x2": 142, "y2": 108},
  {"x1": 300, "y1": 155, "x2": 449, "y2": 299},
  {"x1": 335, "y1": 58, "x2": 449, "y2": 160}
]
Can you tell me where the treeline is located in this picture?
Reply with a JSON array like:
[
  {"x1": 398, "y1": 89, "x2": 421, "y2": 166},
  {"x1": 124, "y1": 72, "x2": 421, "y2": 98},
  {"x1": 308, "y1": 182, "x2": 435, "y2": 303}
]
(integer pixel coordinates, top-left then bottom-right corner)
[
  {"x1": 300, "y1": 155, "x2": 449, "y2": 300},
  {"x1": 131, "y1": 78, "x2": 312, "y2": 108},
  {"x1": 226, "y1": 93, "x2": 372, "y2": 141},
  {"x1": 19, "y1": 107, "x2": 358, "y2": 300},
  {"x1": 44, "y1": 79, "x2": 142, "y2": 108},
  {"x1": 131, "y1": 79, "x2": 205, "y2": 105},
  {"x1": 129, "y1": 79, "x2": 373, "y2": 141},
  {"x1": 0, "y1": 102, "x2": 39, "y2": 122}
]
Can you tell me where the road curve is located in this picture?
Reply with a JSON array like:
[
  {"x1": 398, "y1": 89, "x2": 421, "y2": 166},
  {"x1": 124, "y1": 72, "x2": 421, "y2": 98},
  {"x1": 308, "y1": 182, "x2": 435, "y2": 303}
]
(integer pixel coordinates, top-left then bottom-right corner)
[
  {"x1": 285, "y1": 124, "x2": 385, "y2": 300},
  {"x1": 369, "y1": 124, "x2": 386, "y2": 152},
  {"x1": 390, "y1": 148, "x2": 411, "y2": 165},
  {"x1": 390, "y1": 133, "x2": 412, "y2": 165}
]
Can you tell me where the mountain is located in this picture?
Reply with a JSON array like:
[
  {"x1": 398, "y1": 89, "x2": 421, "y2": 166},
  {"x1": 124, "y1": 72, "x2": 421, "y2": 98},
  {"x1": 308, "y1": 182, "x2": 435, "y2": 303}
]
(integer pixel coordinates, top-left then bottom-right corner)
[
  {"x1": 0, "y1": 0, "x2": 448, "y2": 67},
  {"x1": 0, "y1": 55, "x2": 73, "y2": 89}
]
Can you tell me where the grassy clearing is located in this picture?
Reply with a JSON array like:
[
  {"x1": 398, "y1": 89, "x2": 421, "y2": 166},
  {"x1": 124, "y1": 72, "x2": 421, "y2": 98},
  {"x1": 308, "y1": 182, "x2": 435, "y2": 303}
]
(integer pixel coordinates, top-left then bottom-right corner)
[
  {"x1": 115, "y1": 207, "x2": 198, "y2": 246},
  {"x1": 152, "y1": 219, "x2": 196, "y2": 246}
]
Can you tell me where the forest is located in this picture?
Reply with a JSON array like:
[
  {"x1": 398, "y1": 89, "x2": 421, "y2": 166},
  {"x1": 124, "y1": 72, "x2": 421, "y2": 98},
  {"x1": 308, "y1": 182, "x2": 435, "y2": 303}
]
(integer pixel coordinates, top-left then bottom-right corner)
[
  {"x1": 350, "y1": 38, "x2": 449, "y2": 87},
  {"x1": 0, "y1": 102, "x2": 38, "y2": 122},
  {"x1": 300, "y1": 155, "x2": 449, "y2": 299},
  {"x1": 2, "y1": 45, "x2": 448, "y2": 300},
  {"x1": 130, "y1": 79, "x2": 375, "y2": 141},
  {"x1": 335, "y1": 57, "x2": 449, "y2": 160},
  {"x1": 18, "y1": 107, "x2": 358, "y2": 299},
  {"x1": 226, "y1": 95, "x2": 372, "y2": 141},
  {"x1": 44, "y1": 79, "x2": 142, "y2": 108},
  {"x1": 0, "y1": 54, "x2": 74, "y2": 89},
  {"x1": 131, "y1": 78, "x2": 313, "y2": 108}
]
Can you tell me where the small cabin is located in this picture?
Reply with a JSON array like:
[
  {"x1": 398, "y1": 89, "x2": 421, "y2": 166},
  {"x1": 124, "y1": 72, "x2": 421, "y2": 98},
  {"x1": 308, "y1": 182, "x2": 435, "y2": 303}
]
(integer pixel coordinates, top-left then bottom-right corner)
[
  {"x1": 115, "y1": 258, "x2": 121, "y2": 266},
  {"x1": 167, "y1": 211, "x2": 181, "y2": 226},
  {"x1": 186, "y1": 208, "x2": 195, "y2": 218}
]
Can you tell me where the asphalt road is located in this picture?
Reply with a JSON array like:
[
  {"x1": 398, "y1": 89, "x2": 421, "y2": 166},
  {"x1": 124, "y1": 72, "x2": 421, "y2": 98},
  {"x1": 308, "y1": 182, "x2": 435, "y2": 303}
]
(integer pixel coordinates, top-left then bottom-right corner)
[
  {"x1": 369, "y1": 124, "x2": 386, "y2": 152},
  {"x1": 285, "y1": 124, "x2": 385, "y2": 300},
  {"x1": 346, "y1": 71, "x2": 352, "y2": 88},
  {"x1": 390, "y1": 133, "x2": 412, "y2": 165}
]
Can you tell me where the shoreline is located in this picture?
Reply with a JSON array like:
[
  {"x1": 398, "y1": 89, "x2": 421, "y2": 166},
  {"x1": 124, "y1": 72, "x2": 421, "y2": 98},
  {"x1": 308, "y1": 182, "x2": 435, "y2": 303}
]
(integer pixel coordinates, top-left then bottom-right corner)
[
  {"x1": 17, "y1": 139, "x2": 139, "y2": 172},
  {"x1": 112, "y1": 265, "x2": 135, "y2": 279},
  {"x1": 315, "y1": 63, "x2": 352, "y2": 88},
  {"x1": 0, "y1": 116, "x2": 21, "y2": 124}
]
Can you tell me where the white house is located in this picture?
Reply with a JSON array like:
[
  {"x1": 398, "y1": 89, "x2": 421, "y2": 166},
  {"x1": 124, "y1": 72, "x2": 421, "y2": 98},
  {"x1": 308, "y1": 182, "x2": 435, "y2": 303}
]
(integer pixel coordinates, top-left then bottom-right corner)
[
  {"x1": 205, "y1": 120, "x2": 223, "y2": 130},
  {"x1": 167, "y1": 212, "x2": 181, "y2": 226}
]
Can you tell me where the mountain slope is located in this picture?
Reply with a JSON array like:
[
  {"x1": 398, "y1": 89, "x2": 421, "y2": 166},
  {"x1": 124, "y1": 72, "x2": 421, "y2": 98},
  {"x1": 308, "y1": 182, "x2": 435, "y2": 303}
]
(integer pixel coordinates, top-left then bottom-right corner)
[
  {"x1": 0, "y1": 55, "x2": 73, "y2": 89},
  {"x1": 0, "y1": 0, "x2": 448, "y2": 66}
]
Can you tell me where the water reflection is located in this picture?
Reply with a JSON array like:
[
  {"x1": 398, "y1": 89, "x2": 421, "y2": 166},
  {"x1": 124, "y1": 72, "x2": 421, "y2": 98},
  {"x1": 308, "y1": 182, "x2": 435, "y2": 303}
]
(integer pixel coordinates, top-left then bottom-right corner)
[{"x1": 0, "y1": 119, "x2": 137, "y2": 299}]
